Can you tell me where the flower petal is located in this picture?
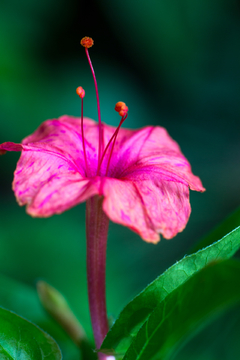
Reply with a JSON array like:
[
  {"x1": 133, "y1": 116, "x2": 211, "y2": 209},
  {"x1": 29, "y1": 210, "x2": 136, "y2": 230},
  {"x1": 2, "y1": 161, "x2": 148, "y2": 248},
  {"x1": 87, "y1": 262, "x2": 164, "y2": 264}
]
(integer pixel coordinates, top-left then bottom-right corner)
[
  {"x1": 0, "y1": 142, "x2": 23, "y2": 152},
  {"x1": 102, "y1": 175, "x2": 191, "y2": 243},
  {"x1": 22, "y1": 116, "x2": 100, "y2": 176},
  {"x1": 1, "y1": 117, "x2": 204, "y2": 233},
  {"x1": 1, "y1": 142, "x2": 99, "y2": 217},
  {"x1": 110, "y1": 126, "x2": 205, "y2": 192},
  {"x1": 20, "y1": 115, "x2": 135, "y2": 178}
]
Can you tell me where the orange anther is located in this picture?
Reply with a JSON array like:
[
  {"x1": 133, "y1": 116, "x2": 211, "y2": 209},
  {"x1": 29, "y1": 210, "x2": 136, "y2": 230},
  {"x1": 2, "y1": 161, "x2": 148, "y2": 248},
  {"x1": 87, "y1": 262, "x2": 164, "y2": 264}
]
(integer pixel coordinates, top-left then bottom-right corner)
[
  {"x1": 76, "y1": 86, "x2": 85, "y2": 99},
  {"x1": 80, "y1": 37, "x2": 94, "y2": 48},
  {"x1": 115, "y1": 101, "x2": 126, "y2": 113},
  {"x1": 115, "y1": 101, "x2": 128, "y2": 117},
  {"x1": 119, "y1": 105, "x2": 128, "y2": 117}
]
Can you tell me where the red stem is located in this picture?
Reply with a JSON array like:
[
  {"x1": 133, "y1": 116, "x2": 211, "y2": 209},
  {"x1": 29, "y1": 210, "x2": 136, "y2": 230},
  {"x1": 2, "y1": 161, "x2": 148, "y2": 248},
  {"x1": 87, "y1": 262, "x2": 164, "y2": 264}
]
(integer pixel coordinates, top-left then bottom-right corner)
[{"x1": 86, "y1": 196, "x2": 109, "y2": 359}]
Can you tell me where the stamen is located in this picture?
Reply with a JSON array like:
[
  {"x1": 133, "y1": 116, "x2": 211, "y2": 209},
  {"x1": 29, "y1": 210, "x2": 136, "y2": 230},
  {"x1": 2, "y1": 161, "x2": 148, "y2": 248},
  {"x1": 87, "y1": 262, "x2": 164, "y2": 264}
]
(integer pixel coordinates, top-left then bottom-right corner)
[
  {"x1": 97, "y1": 102, "x2": 128, "y2": 176},
  {"x1": 80, "y1": 37, "x2": 103, "y2": 172},
  {"x1": 76, "y1": 87, "x2": 89, "y2": 176}
]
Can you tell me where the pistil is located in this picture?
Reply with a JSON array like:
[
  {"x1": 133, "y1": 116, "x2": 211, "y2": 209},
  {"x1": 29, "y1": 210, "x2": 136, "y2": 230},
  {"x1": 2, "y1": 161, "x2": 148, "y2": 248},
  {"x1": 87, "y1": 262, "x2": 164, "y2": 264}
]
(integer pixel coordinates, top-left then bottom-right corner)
[{"x1": 80, "y1": 37, "x2": 103, "y2": 171}]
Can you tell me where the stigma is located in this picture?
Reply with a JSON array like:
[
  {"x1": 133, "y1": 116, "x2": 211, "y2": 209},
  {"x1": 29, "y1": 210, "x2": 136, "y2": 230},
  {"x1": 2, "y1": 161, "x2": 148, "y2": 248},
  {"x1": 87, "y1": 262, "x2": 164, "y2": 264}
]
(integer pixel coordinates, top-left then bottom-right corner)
[{"x1": 80, "y1": 37, "x2": 94, "y2": 48}]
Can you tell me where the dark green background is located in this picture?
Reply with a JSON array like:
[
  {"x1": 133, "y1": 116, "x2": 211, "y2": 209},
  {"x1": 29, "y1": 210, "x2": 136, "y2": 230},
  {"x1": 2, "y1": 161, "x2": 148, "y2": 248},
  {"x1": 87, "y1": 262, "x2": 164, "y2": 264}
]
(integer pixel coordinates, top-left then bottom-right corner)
[{"x1": 0, "y1": 0, "x2": 240, "y2": 359}]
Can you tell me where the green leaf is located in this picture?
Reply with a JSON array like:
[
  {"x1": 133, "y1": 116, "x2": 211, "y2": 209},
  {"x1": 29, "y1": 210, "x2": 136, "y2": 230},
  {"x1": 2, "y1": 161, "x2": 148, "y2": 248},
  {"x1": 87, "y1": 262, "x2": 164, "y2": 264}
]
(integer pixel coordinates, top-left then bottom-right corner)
[
  {"x1": 121, "y1": 260, "x2": 240, "y2": 360},
  {"x1": 101, "y1": 225, "x2": 240, "y2": 357},
  {"x1": 0, "y1": 306, "x2": 62, "y2": 360}
]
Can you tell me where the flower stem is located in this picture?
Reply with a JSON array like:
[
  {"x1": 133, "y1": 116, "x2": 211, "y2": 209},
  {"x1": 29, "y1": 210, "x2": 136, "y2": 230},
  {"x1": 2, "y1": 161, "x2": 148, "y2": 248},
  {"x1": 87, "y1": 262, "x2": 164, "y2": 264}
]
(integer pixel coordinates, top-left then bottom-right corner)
[{"x1": 86, "y1": 195, "x2": 109, "y2": 359}]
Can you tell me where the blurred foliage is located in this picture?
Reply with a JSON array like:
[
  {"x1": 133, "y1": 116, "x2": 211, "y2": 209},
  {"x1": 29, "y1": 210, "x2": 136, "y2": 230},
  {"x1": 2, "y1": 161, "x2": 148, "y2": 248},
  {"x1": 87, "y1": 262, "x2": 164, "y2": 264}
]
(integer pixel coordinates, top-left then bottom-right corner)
[
  {"x1": 0, "y1": 306, "x2": 61, "y2": 359},
  {"x1": 190, "y1": 205, "x2": 240, "y2": 253},
  {"x1": 0, "y1": 273, "x2": 78, "y2": 359},
  {"x1": 0, "y1": 0, "x2": 240, "y2": 359}
]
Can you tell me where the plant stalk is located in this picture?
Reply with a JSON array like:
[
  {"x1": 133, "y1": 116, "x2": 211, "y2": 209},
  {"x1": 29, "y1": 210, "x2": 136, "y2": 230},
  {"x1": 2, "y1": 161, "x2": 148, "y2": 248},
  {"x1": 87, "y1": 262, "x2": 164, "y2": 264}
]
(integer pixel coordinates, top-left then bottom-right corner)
[{"x1": 86, "y1": 195, "x2": 109, "y2": 359}]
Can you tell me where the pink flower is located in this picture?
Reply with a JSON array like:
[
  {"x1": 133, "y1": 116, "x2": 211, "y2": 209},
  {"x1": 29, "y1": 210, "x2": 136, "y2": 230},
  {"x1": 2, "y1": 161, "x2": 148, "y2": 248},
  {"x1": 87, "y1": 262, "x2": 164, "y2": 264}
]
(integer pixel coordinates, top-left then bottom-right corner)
[
  {"x1": 0, "y1": 113, "x2": 204, "y2": 243},
  {"x1": 0, "y1": 37, "x2": 205, "y2": 244},
  {"x1": 1, "y1": 37, "x2": 205, "y2": 356}
]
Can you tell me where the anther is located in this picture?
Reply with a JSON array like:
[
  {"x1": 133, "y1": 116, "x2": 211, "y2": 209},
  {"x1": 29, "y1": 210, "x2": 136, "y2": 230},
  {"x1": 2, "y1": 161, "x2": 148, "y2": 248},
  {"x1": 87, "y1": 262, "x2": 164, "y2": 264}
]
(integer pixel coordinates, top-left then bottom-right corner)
[
  {"x1": 80, "y1": 37, "x2": 94, "y2": 49},
  {"x1": 115, "y1": 101, "x2": 125, "y2": 113},
  {"x1": 115, "y1": 101, "x2": 128, "y2": 117},
  {"x1": 76, "y1": 86, "x2": 85, "y2": 99}
]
